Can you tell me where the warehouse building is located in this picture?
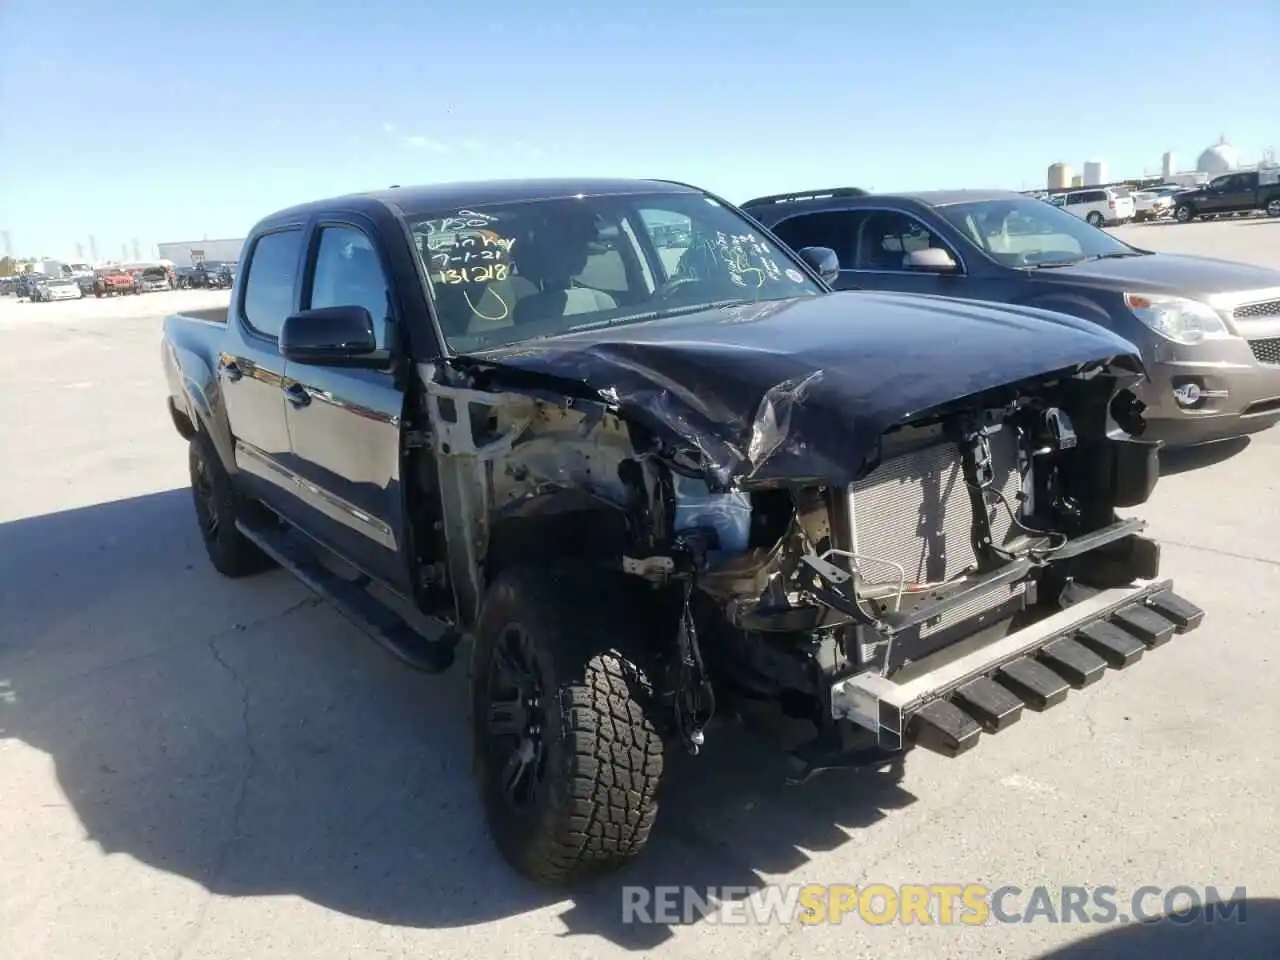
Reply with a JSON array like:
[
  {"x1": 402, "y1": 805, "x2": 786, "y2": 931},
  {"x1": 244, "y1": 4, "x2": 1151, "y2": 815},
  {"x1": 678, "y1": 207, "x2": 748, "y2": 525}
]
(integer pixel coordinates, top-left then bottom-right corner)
[{"x1": 155, "y1": 237, "x2": 245, "y2": 267}]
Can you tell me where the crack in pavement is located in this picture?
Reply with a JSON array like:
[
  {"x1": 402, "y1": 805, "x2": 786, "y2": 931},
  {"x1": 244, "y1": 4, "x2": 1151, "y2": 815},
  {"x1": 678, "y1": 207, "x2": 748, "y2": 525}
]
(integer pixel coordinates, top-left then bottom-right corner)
[
  {"x1": 5, "y1": 595, "x2": 319, "y2": 698},
  {"x1": 1158, "y1": 538, "x2": 1280, "y2": 570},
  {"x1": 173, "y1": 598, "x2": 316, "y2": 960}
]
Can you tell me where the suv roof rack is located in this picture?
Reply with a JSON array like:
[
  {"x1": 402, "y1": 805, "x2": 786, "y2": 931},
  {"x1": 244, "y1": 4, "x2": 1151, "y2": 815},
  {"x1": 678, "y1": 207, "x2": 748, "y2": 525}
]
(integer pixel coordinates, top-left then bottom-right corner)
[{"x1": 740, "y1": 187, "x2": 869, "y2": 207}]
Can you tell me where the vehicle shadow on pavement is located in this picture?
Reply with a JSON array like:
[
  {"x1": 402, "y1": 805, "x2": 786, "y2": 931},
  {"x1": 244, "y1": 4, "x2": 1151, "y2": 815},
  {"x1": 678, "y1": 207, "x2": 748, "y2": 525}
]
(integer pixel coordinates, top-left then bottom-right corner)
[
  {"x1": 1158, "y1": 437, "x2": 1251, "y2": 477},
  {"x1": 1030, "y1": 898, "x2": 1278, "y2": 960},
  {"x1": 0, "y1": 489, "x2": 916, "y2": 949}
]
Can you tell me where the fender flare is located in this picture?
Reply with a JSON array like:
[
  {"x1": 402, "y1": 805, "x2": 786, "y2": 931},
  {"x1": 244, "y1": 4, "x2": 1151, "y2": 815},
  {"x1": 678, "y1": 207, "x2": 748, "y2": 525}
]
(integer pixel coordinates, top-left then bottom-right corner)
[{"x1": 164, "y1": 342, "x2": 237, "y2": 473}]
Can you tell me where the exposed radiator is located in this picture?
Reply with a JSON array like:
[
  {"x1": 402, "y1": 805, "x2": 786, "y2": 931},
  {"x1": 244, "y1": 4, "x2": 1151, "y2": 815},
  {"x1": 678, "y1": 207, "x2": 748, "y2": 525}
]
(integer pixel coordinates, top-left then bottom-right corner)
[{"x1": 845, "y1": 426, "x2": 1025, "y2": 635}]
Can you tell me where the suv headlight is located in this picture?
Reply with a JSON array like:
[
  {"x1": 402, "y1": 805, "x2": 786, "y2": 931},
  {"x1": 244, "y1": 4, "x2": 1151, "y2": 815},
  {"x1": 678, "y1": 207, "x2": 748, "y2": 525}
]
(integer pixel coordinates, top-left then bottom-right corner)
[{"x1": 1123, "y1": 293, "x2": 1230, "y2": 345}]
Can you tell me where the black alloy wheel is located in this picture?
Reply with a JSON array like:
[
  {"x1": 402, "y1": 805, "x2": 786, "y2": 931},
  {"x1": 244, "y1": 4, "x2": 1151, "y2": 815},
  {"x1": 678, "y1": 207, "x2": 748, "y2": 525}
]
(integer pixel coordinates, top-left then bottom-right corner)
[{"x1": 484, "y1": 623, "x2": 549, "y2": 812}]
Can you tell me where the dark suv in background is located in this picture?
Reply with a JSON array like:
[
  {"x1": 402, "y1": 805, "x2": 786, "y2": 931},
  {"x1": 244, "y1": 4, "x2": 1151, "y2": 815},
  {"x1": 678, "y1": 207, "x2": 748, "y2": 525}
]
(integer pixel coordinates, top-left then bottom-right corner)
[{"x1": 742, "y1": 187, "x2": 1280, "y2": 447}]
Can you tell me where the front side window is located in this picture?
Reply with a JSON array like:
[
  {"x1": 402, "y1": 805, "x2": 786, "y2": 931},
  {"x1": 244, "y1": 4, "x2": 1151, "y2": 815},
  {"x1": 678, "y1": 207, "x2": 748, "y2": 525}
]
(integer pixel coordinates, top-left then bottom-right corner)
[
  {"x1": 241, "y1": 229, "x2": 304, "y2": 338},
  {"x1": 407, "y1": 192, "x2": 822, "y2": 353},
  {"x1": 853, "y1": 212, "x2": 952, "y2": 271},
  {"x1": 935, "y1": 197, "x2": 1139, "y2": 267},
  {"x1": 308, "y1": 226, "x2": 392, "y2": 348}
]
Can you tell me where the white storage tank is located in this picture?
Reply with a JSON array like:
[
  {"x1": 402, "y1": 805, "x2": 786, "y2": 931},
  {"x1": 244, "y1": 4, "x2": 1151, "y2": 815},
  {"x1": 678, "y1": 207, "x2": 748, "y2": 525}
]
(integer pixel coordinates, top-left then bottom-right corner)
[
  {"x1": 1162, "y1": 151, "x2": 1176, "y2": 179},
  {"x1": 1047, "y1": 162, "x2": 1073, "y2": 190},
  {"x1": 1084, "y1": 160, "x2": 1107, "y2": 186}
]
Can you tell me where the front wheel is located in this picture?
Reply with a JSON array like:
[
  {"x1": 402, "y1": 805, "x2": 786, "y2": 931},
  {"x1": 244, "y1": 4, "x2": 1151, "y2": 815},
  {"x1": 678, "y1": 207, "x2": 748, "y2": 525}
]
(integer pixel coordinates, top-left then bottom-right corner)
[
  {"x1": 1266, "y1": 198, "x2": 1280, "y2": 218},
  {"x1": 1174, "y1": 204, "x2": 1195, "y2": 223},
  {"x1": 470, "y1": 565, "x2": 665, "y2": 884},
  {"x1": 189, "y1": 431, "x2": 276, "y2": 577}
]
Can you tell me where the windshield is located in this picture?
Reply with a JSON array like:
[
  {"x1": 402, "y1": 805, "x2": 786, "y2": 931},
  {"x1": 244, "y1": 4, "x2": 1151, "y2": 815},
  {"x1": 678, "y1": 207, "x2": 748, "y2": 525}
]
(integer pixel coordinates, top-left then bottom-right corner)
[
  {"x1": 935, "y1": 197, "x2": 1139, "y2": 267},
  {"x1": 406, "y1": 191, "x2": 823, "y2": 353}
]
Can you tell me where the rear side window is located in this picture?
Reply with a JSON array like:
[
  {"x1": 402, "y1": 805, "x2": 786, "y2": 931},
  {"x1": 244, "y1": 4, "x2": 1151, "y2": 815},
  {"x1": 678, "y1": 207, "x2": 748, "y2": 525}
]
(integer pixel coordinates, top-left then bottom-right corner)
[
  {"x1": 241, "y1": 229, "x2": 304, "y2": 338},
  {"x1": 769, "y1": 212, "x2": 855, "y2": 263}
]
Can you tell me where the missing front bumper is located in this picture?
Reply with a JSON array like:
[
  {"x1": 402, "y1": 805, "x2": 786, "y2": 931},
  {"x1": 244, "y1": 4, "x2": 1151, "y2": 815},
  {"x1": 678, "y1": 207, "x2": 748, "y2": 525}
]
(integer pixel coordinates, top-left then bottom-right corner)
[{"x1": 830, "y1": 579, "x2": 1204, "y2": 757}]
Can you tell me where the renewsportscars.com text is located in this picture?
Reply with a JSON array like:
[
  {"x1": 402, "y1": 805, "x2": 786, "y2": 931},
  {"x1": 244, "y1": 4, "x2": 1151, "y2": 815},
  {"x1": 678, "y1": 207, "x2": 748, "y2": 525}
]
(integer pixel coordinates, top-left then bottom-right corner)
[{"x1": 621, "y1": 884, "x2": 1250, "y2": 926}]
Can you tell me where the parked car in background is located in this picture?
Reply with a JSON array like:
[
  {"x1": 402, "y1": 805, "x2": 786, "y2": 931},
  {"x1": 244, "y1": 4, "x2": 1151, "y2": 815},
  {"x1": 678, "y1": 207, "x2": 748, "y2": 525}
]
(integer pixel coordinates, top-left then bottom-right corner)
[
  {"x1": 1173, "y1": 170, "x2": 1280, "y2": 222},
  {"x1": 32, "y1": 276, "x2": 85, "y2": 302},
  {"x1": 94, "y1": 267, "x2": 140, "y2": 297},
  {"x1": 742, "y1": 187, "x2": 1280, "y2": 447},
  {"x1": 16, "y1": 273, "x2": 49, "y2": 300},
  {"x1": 192, "y1": 260, "x2": 234, "y2": 288},
  {"x1": 1131, "y1": 190, "x2": 1174, "y2": 222},
  {"x1": 160, "y1": 176, "x2": 1204, "y2": 883},
  {"x1": 1047, "y1": 186, "x2": 1135, "y2": 226},
  {"x1": 138, "y1": 266, "x2": 172, "y2": 293},
  {"x1": 0, "y1": 277, "x2": 19, "y2": 296}
]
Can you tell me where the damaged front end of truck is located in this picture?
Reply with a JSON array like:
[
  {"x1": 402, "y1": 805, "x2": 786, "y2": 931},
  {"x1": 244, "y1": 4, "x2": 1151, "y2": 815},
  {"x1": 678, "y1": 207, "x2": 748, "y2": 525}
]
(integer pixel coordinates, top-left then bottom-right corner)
[{"x1": 412, "y1": 294, "x2": 1204, "y2": 782}]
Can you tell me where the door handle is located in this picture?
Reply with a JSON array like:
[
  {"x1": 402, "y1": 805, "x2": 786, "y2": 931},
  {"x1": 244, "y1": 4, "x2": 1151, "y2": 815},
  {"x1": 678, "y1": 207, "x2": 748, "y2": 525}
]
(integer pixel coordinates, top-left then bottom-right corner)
[
  {"x1": 220, "y1": 358, "x2": 243, "y2": 382},
  {"x1": 282, "y1": 382, "x2": 311, "y2": 408}
]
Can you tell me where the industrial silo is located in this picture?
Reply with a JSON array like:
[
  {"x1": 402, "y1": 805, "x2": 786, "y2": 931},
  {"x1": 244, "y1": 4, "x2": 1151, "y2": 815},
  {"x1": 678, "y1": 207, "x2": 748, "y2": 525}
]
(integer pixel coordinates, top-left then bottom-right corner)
[
  {"x1": 1162, "y1": 151, "x2": 1176, "y2": 179},
  {"x1": 1047, "y1": 162, "x2": 1073, "y2": 190},
  {"x1": 1084, "y1": 160, "x2": 1107, "y2": 186},
  {"x1": 1071, "y1": 175, "x2": 1084, "y2": 187}
]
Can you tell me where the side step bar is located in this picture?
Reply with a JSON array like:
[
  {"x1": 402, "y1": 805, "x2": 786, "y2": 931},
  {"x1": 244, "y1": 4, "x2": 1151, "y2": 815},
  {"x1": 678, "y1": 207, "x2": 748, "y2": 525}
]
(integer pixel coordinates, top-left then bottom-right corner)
[
  {"x1": 830, "y1": 580, "x2": 1204, "y2": 757},
  {"x1": 236, "y1": 518, "x2": 459, "y2": 673}
]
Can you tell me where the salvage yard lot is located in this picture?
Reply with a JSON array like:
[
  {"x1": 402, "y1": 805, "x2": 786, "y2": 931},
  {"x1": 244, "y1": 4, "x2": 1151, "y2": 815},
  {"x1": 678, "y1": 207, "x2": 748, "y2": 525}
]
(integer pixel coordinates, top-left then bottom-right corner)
[{"x1": 1, "y1": 218, "x2": 1277, "y2": 960}]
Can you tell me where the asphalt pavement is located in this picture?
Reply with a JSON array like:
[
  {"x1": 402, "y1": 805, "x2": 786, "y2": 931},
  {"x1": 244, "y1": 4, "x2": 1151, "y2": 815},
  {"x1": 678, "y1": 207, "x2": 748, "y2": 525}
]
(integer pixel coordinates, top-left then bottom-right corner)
[{"x1": 1, "y1": 220, "x2": 1278, "y2": 959}]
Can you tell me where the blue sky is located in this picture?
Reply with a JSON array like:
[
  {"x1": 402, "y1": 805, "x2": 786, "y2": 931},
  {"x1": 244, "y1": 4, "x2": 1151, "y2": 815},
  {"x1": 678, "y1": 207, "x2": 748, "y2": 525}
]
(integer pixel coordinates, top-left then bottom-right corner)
[{"x1": 2, "y1": 0, "x2": 1276, "y2": 260}]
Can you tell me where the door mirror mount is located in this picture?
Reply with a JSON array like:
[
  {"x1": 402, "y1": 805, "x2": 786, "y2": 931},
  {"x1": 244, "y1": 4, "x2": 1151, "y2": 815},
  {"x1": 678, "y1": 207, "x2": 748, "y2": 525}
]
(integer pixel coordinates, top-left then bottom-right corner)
[
  {"x1": 797, "y1": 246, "x2": 841, "y2": 284},
  {"x1": 279, "y1": 306, "x2": 389, "y2": 368}
]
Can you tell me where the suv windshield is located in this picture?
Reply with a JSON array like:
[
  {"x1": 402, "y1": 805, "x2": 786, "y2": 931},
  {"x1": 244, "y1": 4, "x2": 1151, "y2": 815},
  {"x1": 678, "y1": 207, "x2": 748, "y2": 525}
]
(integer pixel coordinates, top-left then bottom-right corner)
[
  {"x1": 935, "y1": 197, "x2": 1140, "y2": 267},
  {"x1": 407, "y1": 191, "x2": 823, "y2": 353}
]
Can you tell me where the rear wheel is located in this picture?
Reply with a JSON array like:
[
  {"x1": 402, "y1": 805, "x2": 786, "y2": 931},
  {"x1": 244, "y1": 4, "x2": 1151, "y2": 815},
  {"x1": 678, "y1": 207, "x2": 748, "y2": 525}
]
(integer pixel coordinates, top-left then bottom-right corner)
[
  {"x1": 189, "y1": 431, "x2": 275, "y2": 577},
  {"x1": 1086, "y1": 211, "x2": 1104, "y2": 227},
  {"x1": 470, "y1": 565, "x2": 665, "y2": 883},
  {"x1": 1266, "y1": 198, "x2": 1280, "y2": 217}
]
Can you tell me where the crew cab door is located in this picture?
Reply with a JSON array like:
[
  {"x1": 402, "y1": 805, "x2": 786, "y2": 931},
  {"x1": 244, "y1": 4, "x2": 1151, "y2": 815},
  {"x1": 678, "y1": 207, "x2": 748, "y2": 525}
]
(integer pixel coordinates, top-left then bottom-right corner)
[
  {"x1": 1202, "y1": 173, "x2": 1252, "y2": 213},
  {"x1": 279, "y1": 219, "x2": 409, "y2": 592},
  {"x1": 220, "y1": 227, "x2": 306, "y2": 511}
]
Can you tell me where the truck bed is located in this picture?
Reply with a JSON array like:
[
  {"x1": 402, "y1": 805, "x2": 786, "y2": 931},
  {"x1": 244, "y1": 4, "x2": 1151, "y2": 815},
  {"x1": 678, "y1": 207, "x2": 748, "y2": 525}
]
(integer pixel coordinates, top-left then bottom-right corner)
[{"x1": 177, "y1": 305, "x2": 228, "y2": 325}]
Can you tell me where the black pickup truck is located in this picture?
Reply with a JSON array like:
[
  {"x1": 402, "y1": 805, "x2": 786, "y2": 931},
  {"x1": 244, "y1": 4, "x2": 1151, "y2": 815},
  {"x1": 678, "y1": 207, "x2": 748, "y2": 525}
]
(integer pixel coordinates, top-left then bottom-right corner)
[
  {"x1": 162, "y1": 177, "x2": 1204, "y2": 883},
  {"x1": 1173, "y1": 169, "x2": 1280, "y2": 222}
]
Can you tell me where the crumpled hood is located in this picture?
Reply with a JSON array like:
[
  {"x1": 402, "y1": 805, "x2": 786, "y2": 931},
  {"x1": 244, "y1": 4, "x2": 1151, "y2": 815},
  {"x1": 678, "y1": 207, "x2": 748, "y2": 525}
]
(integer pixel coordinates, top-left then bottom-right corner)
[
  {"x1": 463, "y1": 291, "x2": 1142, "y2": 488},
  {"x1": 1039, "y1": 251, "x2": 1280, "y2": 297}
]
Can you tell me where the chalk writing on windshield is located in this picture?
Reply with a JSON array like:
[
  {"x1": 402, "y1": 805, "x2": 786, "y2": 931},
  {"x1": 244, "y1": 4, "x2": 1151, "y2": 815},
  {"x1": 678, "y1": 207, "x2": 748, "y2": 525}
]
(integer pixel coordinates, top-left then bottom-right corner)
[
  {"x1": 420, "y1": 209, "x2": 500, "y2": 235},
  {"x1": 714, "y1": 231, "x2": 784, "y2": 288},
  {"x1": 426, "y1": 228, "x2": 517, "y2": 285},
  {"x1": 439, "y1": 263, "x2": 511, "y2": 285}
]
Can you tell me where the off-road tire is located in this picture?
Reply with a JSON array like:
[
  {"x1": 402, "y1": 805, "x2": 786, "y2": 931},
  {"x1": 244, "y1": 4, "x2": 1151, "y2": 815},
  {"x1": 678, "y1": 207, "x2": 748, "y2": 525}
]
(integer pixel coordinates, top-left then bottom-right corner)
[
  {"x1": 469, "y1": 564, "x2": 665, "y2": 884},
  {"x1": 188, "y1": 430, "x2": 275, "y2": 578}
]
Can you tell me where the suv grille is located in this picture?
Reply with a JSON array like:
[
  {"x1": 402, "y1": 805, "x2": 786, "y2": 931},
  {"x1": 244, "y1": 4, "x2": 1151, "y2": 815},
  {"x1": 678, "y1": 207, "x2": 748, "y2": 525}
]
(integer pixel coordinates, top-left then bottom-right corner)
[
  {"x1": 1234, "y1": 300, "x2": 1280, "y2": 320},
  {"x1": 1248, "y1": 338, "x2": 1280, "y2": 365}
]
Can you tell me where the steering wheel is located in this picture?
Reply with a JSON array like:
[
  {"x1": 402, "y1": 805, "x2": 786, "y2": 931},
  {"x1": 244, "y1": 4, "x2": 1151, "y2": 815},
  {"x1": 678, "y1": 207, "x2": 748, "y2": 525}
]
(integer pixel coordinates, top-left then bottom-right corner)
[{"x1": 654, "y1": 274, "x2": 705, "y2": 301}]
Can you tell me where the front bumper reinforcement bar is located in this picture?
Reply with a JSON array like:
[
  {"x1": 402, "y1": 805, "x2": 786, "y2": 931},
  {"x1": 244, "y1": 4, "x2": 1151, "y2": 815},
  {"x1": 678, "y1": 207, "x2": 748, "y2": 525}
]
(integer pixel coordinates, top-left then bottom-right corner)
[{"x1": 830, "y1": 579, "x2": 1204, "y2": 756}]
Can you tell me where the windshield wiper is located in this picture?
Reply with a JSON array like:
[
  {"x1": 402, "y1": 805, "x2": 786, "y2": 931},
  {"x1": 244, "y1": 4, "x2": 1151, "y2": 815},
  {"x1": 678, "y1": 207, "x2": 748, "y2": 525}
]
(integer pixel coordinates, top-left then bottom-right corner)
[
  {"x1": 565, "y1": 298, "x2": 754, "y2": 332},
  {"x1": 1031, "y1": 250, "x2": 1145, "y2": 269}
]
